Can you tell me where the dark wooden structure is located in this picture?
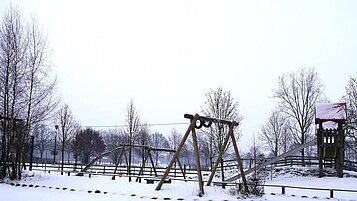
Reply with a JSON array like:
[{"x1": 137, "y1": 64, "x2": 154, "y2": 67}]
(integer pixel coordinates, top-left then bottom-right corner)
[
  {"x1": 78, "y1": 144, "x2": 180, "y2": 180},
  {"x1": 155, "y1": 114, "x2": 248, "y2": 196},
  {"x1": 315, "y1": 103, "x2": 347, "y2": 178}
]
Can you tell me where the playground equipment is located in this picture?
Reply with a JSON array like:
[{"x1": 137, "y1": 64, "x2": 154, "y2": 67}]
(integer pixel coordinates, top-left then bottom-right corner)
[
  {"x1": 226, "y1": 102, "x2": 347, "y2": 182},
  {"x1": 155, "y1": 114, "x2": 248, "y2": 196},
  {"x1": 226, "y1": 138, "x2": 317, "y2": 182},
  {"x1": 315, "y1": 103, "x2": 347, "y2": 177},
  {"x1": 78, "y1": 144, "x2": 181, "y2": 180}
]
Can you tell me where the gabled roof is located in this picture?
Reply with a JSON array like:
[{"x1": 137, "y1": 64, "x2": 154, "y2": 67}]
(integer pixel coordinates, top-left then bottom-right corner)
[{"x1": 315, "y1": 102, "x2": 347, "y2": 124}]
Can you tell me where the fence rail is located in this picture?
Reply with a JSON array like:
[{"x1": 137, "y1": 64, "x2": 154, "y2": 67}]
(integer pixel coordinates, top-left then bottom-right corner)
[
  {"x1": 27, "y1": 160, "x2": 357, "y2": 199},
  {"x1": 262, "y1": 184, "x2": 357, "y2": 198},
  {"x1": 28, "y1": 162, "x2": 204, "y2": 179}
]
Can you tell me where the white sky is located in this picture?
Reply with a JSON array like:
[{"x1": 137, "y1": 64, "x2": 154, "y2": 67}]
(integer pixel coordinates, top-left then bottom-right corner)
[{"x1": 1, "y1": 0, "x2": 356, "y2": 151}]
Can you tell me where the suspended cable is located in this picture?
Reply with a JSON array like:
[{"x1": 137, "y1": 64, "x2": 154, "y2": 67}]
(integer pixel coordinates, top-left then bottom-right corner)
[{"x1": 82, "y1": 122, "x2": 189, "y2": 128}]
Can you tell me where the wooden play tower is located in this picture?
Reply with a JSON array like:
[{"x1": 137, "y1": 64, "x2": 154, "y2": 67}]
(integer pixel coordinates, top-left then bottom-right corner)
[{"x1": 315, "y1": 103, "x2": 347, "y2": 178}]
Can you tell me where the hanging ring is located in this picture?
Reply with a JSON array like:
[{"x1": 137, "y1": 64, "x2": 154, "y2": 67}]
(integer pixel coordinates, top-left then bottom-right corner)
[
  {"x1": 203, "y1": 121, "x2": 212, "y2": 128},
  {"x1": 195, "y1": 120, "x2": 203, "y2": 129}
]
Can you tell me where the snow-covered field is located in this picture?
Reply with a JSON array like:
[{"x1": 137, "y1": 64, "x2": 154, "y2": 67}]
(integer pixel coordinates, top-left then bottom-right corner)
[{"x1": 1, "y1": 167, "x2": 357, "y2": 201}]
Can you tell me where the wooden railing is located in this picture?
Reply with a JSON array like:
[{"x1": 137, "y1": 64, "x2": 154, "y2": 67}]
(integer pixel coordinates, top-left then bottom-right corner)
[
  {"x1": 262, "y1": 184, "x2": 357, "y2": 198},
  {"x1": 27, "y1": 162, "x2": 202, "y2": 179}
]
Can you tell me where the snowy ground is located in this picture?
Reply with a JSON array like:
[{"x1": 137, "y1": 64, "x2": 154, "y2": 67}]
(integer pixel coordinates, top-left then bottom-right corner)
[{"x1": 1, "y1": 167, "x2": 357, "y2": 201}]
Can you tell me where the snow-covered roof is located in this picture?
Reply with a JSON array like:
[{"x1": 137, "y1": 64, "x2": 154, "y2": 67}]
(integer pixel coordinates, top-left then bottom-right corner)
[{"x1": 315, "y1": 103, "x2": 347, "y2": 125}]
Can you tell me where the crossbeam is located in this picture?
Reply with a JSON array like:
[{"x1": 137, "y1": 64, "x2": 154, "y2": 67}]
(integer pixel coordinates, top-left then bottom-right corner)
[{"x1": 184, "y1": 114, "x2": 239, "y2": 126}]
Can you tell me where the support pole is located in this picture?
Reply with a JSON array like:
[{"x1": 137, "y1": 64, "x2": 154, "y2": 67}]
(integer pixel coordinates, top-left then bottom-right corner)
[
  {"x1": 207, "y1": 123, "x2": 234, "y2": 186},
  {"x1": 155, "y1": 114, "x2": 198, "y2": 191},
  {"x1": 176, "y1": 158, "x2": 186, "y2": 180},
  {"x1": 113, "y1": 147, "x2": 125, "y2": 179},
  {"x1": 230, "y1": 124, "x2": 248, "y2": 193},
  {"x1": 29, "y1": 135, "x2": 34, "y2": 171},
  {"x1": 318, "y1": 123, "x2": 323, "y2": 177},
  {"x1": 192, "y1": 128, "x2": 204, "y2": 196},
  {"x1": 148, "y1": 150, "x2": 158, "y2": 177},
  {"x1": 136, "y1": 150, "x2": 150, "y2": 181}
]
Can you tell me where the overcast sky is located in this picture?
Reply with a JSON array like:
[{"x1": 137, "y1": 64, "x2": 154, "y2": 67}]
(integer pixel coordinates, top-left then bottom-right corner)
[{"x1": 1, "y1": 0, "x2": 356, "y2": 151}]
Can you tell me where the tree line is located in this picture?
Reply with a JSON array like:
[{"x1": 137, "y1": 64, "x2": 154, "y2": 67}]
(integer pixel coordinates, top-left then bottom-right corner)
[{"x1": 1, "y1": 6, "x2": 356, "y2": 182}]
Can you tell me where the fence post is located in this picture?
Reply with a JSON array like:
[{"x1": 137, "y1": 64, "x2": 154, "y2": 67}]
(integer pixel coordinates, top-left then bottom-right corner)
[
  {"x1": 330, "y1": 189, "x2": 333, "y2": 198},
  {"x1": 282, "y1": 186, "x2": 285, "y2": 194}
]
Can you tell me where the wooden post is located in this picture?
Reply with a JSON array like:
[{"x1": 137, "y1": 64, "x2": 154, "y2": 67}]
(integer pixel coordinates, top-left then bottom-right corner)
[
  {"x1": 155, "y1": 114, "x2": 198, "y2": 191},
  {"x1": 148, "y1": 151, "x2": 158, "y2": 177},
  {"x1": 318, "y1": 122, "x2": 323, "y2": 177},
  {"x1": 113, "y1": 147, "x2": 125, "y2": 177},
  {"x1": 136, "y1": 151, "x2": 150, "y2": 182},
  {"x1": 192, "y1": 127, "x2": 204, "y2": 196},
  {"x1": 337, "y1": 122, "x2": 344, "y2": 178},
  {"x1": 176, "y1": 158, "x2": 186, "y2": 180},
  {"x1": 230, "y1": 123, "x2": 248, "y2": 193},
  {"x1": 207, "y1": 123, "x2": 234, "y2": 186}
]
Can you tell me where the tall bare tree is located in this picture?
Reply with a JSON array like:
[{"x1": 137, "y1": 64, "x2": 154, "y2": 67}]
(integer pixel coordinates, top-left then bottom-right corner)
[
  {"x1": 343, "y1": 77, "x2": 357, "y2": 159},
  {"x1": 124, "y1": 99, "x2": 140, "y2": 182},
  {"x1": 0, "y1": 6, "x2": 58, "y2": 180},
  {"x1": 55, "y1": 104, "x2": 77, "y2": 174},
  {"x1": 273, "y1": 67, "x2": 323, "y2": 165},
  {"x1": 201, "y1": 87, "x2": 242, "y2": 175},
  {"x1": 0, "y1": 6, "x2": 28, "y2": 180},
  {"x1": 135, "y1": 123, "x2": 151, "y2": 165},
  {"x1": 24, "y1": 16, "x2": 58, "y2": 133}
]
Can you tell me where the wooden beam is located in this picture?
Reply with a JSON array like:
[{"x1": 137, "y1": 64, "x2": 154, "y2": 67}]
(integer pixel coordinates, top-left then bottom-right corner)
[
  {"x1": 230, "y1": 123, "x2": 248, "y2": 193},
  {"x1": 155, "y1": 114, "x2": 198, "y2": 191},
  {"x1": 192, "y1": 127, "x2": 204, "y2": 196},
  {"x1": 207, "y1": 122, "x2": 234, "y2": 186},
  {"x1": 184, "y1": 114, "x2": 238, "y2": 126}
]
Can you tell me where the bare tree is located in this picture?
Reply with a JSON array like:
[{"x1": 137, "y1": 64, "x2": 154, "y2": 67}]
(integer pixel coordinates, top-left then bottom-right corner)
[
  {"x1": 201, "y1": 87, "x2": 242, "y2": 178},
  {"x1": 71, "y1": 128, "x2": 106, "y2": 164},
  {"x1": 244, "y1": 133, "x2": 265, "y2": 196},
  {"x1": 124, "y1": 99, "x2": 140, "y2": 181},
  {"x1": 0, "y1": 6, "x2": 58, "y2": 180},
  {"x1": 0, "y1": 6, "x2": 28, "y2": 180},
  {"x1": 102, "y1": 128, "x2": 125, "y2": 164},
  {"x1": 24, "y1": 16, "x2": 58, "y2": 134},
  {"x1": 168, "y1": 128, "x2": 181, "y2": 149},
  {"x1": 343, "y1": 77, "x2": 357, "y2": 159},
  {"x1": 259, "y1": 109, "x2": 292, "y2": 157},
  {"x1": 273, "y1": 68, "x2": 323, "y2": 165},
  {"x1": 135, "y1": 123, "x2": 151, "y2": 165},
  {"x1": 196, "y1": 131, "x2": 212, "y2": 168},
  {"x1": 55, "y1": 104, "x2": 77, "y2": 174},
  {"x1": 246, "y1": 133, "x2": 263, "y2": 167},
  {"x1": 32, "y1": 124, "x2": 52, "y2": 161},
  {"x1": 168, "y1": 128, "x2": 189, "y2": 164},
  {"x1": 150, "y1": 132, "x2": 169, "y2": 166}
]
